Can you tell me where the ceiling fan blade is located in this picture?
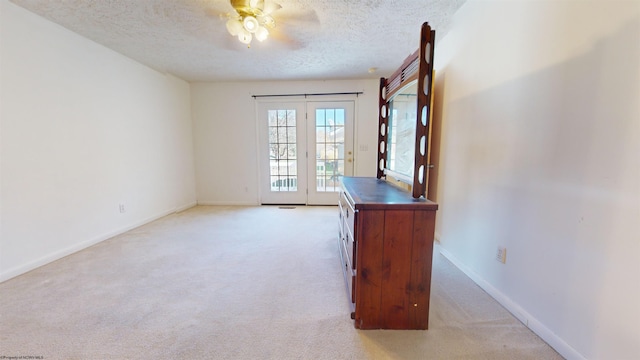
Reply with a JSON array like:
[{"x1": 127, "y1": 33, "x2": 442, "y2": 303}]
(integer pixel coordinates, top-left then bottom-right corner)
[
  {"x1": 275, "y1": 8, "x2": 319, "y2": 25},
  {"x1": 263, "y1": 1, "x2": 282, "y2": 15},
  {"x1": 269, "y1": 27, "x2": 304, "y2": 50},
  {"x1": 203, "y1": 1, "x2": 235, "y2": 18}
]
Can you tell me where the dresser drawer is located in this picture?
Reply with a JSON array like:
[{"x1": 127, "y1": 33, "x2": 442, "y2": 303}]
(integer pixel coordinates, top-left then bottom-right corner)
[
  {"x1": 338, "y1": 203, "x2": 345, "y2": 241},
  {"x1": 339, "y1": 190, "x2": 356, "y2": 238},
  {"x1": 345, "y1": 227, "x2": 355, "y2": 269},
  {"x1": 340, "y1": 234, "x2": 356, "y2": 304}
]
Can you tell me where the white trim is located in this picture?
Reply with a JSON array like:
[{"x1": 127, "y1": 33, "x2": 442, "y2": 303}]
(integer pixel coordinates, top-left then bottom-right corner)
[
  {"x1": 255, "y1": 101, "x2": 308, "y2": 205},
  {"x1": 306, "y1": 100, "x2": 355, "y2": 205},
  {"x1": 352, "y1": 97, "x2": 360, "y2": 175},
  {"x1": 0, "y1": 208, "x2": 176, "y2": 283},
  {"x1": 439, "y1": 247, "x2": 585, "y2": 360},
  {"x1": 197, "y1": 200, "x2": 259, "y2": 206},
  {"x1": 175, "y1": 201, "x2": 197, "y2": 213},
  {"x1": 254, "y1": 100, "x2": 263, "y2": 206}
]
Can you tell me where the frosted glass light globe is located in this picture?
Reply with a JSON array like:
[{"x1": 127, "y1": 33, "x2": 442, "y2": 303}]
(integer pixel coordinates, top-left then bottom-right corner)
[
  {"x1": 238, "y1": 30, "x2": 252, "y2": 44},
  {"x1": 226, "y1": 19, "x2": 243, "y2": 36},
  {"x1": 255, "y1": 26, "x2": 269, "y2": 41},
  {"x1": 243, "y1": 16, "x2": 259, "y2": 33}
]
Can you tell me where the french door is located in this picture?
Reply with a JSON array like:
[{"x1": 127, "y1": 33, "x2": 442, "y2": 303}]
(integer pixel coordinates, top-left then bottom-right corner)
[{"x1": 258, "y1": 100, "x2": 354, "y2": 205}]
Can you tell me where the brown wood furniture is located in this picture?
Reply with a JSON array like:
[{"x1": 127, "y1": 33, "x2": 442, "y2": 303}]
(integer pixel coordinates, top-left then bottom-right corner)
[
  {"x1": 338, "y1": 177, "x2": 438, "y2": 329},
  {"x1": 377, "y1": 22, "x2": 436, "y2": 199},
  {"x1": 338, "y1": 22, "x2": 438, "y2": 330}
]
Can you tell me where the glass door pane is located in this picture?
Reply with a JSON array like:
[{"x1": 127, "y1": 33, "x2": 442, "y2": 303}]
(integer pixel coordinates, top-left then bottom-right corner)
[
  {"x1": 315, "y1": 107, "x2": 345, "y2": 192},
  {"x1": 307, "y1": 101, "x2": 354, "y2": 205},
  {"x1": 268, "y1": 109, "x2": 298, "y2": 192},
  {"x1": 258, "y1": 102, "x2": 307, "y2": 204}
]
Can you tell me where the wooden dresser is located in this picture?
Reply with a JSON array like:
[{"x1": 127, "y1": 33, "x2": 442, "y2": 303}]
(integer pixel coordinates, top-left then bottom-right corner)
[{"x1": 338, "y1": 176, "x2": 438, "y2": 330}]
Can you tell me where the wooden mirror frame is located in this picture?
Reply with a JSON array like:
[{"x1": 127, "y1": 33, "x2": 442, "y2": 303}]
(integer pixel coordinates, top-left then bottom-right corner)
[{"x1": 376, "y1": 22, "x2": 436, "y2": 198}]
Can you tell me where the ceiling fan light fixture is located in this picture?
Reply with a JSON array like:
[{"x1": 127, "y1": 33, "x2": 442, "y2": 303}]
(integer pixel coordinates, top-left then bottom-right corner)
[
  {"x1": 255, "y1": 26, "x2": 269, "y2": 41},
  {"x1": 238, "y1": 30, "x2": 252, "y2": 45},
  {"x1": 260, "y1": 15, "x2": 275, "y2": 28},
  {"x1": 224, "y1": 0, "x2": 281, "y2": 46},
  {"x1": 226, "y1": 18, "x2": 243, "y2": 36},
  {"x1": 243, "y1": 16, "x2": 259, "y2": 33}
]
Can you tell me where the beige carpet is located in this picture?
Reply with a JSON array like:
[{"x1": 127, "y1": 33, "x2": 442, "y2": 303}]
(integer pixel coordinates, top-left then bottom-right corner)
[{"x1": 0, "y1": 206, "x2": 563, "y2": 359}]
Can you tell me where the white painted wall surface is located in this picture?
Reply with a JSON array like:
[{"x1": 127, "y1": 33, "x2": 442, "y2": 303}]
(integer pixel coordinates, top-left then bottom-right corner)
[
  {"x1": 0, "y1": 2, "x2": 197, "y2": 281},
  {"x1": 433, "y1": 1, "x2": 640, "y2": 359},
  {"x1": 191, "y1": 79, "x2": 379, "y2": 205}
]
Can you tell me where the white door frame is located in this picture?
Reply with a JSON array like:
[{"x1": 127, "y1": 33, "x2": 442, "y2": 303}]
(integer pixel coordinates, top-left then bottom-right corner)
[
  {"x1": 257, "y1": 101, "x2": 307, "y2": 204},
  {"x1": 256, "y1": 97, "x2": 356, "y2": 205}
]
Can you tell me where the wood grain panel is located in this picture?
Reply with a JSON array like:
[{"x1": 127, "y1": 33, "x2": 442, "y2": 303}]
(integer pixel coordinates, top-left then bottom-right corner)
[
  {"x1": 354, "y1": 210, "x2": 385, "y2": 329},
  {"x1": 407, "y1": 210, "x2": 436, "y2": 329},
  {"x1": 380, "y1": 210, "x2": 414, "y2": 329}
]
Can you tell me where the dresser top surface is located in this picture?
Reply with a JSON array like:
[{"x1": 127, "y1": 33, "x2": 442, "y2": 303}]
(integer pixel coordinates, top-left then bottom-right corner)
[{"x1": 341, "y1": 177, "x2": 438, "y2": 210}]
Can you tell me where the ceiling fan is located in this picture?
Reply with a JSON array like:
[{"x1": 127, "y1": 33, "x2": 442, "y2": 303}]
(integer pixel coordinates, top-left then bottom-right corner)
[{"x1": 207, "y1": 0, "x2": 318, "y2": 48}]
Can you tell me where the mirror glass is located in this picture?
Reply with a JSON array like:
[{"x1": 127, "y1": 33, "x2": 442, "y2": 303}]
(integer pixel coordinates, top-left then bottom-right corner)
[{"x1": 386, "y1": 81, "x2": 417, "y2": 183}]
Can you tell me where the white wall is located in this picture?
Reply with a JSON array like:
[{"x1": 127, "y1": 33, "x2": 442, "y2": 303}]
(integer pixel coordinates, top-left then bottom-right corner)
[
  {"x1": 191, "y1": 79, "x2": 379, "y2": 205},
  {"x1": 5, "y1": 0, "x2": 638, "y2": 357},
  {"x1": 0, "y1": 2, "x2": 197, "y2": 281},
  {"x1": 433, "y1": 1, "x2": 639, "y2": 359}
]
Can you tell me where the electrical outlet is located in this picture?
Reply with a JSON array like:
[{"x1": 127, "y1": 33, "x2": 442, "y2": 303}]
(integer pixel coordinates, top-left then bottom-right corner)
[
  {"x1": 119, "y1": 203, "x2": 126, "y2": 213},
  {"x1": 496, "y1": 247, "x2": 507, "y2": 264}
]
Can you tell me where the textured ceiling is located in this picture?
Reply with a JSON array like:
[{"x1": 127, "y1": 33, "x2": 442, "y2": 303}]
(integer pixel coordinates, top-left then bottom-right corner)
[{"x1": 10, "y1": 0, "x2": 467, "y2": 82}]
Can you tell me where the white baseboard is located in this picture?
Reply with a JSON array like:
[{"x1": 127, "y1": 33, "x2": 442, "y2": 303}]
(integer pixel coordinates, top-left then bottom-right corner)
[
  {"x1": 197, "y1": 200, "x2": 259, "y2": 206},
  {"x1": 175, "y1": 201, "x2": 197, "y2": 213},
  {"x1": 0, "y1": 208, "x2": 175, "y2": 283},
  {"x1": 438, "y1": 247, "x2": 585, "y2": 360}
]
